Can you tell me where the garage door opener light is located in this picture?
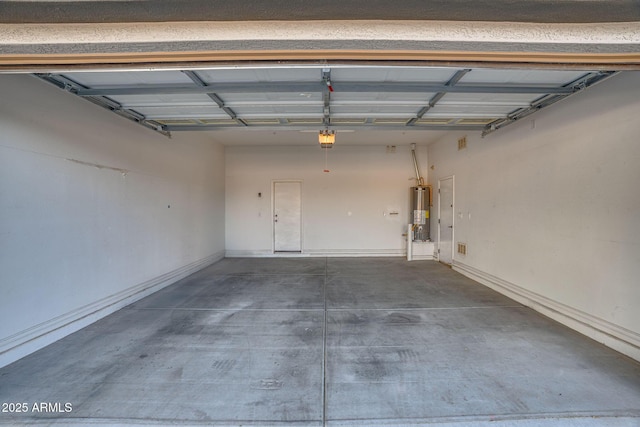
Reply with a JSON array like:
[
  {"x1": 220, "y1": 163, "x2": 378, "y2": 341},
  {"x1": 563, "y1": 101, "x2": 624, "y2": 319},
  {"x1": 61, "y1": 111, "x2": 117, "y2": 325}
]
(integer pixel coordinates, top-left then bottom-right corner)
[{"x1": 318, "y1": 129, "x2": 335, "y2": 148}]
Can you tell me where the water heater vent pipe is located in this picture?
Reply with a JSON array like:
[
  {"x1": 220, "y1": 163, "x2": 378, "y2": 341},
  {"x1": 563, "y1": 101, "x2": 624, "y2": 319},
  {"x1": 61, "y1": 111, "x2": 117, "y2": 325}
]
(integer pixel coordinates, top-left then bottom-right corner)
[
  {"x1": 410, "y1": 143, "x2": 425, "y2": 186},
  {"x1": 410, "y1": 143, "x2": 432, "y2": 206}
]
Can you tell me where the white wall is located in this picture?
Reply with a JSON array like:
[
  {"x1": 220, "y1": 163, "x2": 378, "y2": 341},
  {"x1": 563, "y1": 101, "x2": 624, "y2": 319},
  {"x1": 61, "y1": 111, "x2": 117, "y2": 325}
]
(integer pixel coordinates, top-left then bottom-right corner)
[
  {"x1": 428, "y1": 71, "x2": 640, "y2": 361},
  {"x1": 225, "y1": 144, "x2": 428, "y2": 256},
  {"x1": 0, "y1": 75, "x2": 225, "y2": 367}
]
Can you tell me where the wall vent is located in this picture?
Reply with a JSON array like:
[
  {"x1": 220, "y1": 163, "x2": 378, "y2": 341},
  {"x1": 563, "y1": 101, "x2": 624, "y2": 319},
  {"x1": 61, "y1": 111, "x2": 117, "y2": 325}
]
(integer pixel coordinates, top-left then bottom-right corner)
[
  {"x1": 458, "y1": 136, "x2": 467, "y2": 151},
  {"x1": 457, "y1": 242, "x2": 467, "y2": 255}
]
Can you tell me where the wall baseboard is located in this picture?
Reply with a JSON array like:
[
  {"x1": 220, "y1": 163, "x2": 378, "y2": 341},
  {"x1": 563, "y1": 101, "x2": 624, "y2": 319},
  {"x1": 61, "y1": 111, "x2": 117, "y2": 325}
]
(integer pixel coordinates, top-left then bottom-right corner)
[
  {"x1": 305, "y1": 249, "x2": 406, "y2": 257},
  {"x1": 225, "y1": 249, "x2": 287, "y2": 257},
  {"x1": 0, "y1": 251, "x2": 224, "y2": 368},
  {"x1": 409, "y1": 254, "x2": 435, "y2": 261},
  {"x1": 226, "y1": 249, "x2": 406, "y2": 258},
  {"x1": 453, "y1": 260, "x2": 640, "y2": 362}
]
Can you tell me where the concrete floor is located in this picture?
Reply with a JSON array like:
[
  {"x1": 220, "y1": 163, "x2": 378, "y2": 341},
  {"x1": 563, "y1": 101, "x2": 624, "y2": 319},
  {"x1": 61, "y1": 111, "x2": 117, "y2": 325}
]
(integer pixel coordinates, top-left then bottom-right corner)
[{"x1": 1, "y1": 258, "x2": 639, "y2": 426}]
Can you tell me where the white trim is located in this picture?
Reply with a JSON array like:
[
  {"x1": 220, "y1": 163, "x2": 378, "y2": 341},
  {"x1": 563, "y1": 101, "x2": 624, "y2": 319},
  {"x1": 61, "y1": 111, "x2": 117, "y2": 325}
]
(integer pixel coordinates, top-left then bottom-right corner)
[
  {"x1": 226, "y1": 249, "x2": 406, "y2": 258},
  {"x1": 437, "y1": 175, "x2": 455, "y2": 265},
  {"x1": 226, "y1": 249, "x2": 292, "y2": 257},
  {"x1": 305, "y1": 249, "x2": 406, "y2": 257},
  {"x1": 406, "y1": 224, "x2": 412, "y2": 261},
  {"x1": 272, "y1": 179, "x2": 303, "y2": 254},
  {"x1": 407, "y1": 233, "x2": 436, "y2": 262},
  {"x1": 409, "y1": 254, "x2": 434, "y2": 261},
  {"x1": 453, "y1": 260, "x2": 640, "y2": 362},
  {"x1": 0, "y1": 251, "x2": 224, "y2": 368}
]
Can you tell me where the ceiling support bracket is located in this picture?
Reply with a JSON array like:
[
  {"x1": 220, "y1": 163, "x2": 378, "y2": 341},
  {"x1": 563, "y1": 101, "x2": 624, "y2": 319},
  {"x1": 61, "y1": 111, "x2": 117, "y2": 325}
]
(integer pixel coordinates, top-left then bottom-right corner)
[
  {"x1": 34, "y1": 73, "x2": 171, "y2": 138},
  {"x1": 481, "y1": 71, "x2": 618, "y2": 137},
  {"x1": 322, "y1": 68, "x2": 332, "y2": 127},
  {"x1": 407, "y1": 68, "x2": 471, "y2": 126},
  {"x1": 181, "y1": 70, "x2": 247, "y2": 127}
]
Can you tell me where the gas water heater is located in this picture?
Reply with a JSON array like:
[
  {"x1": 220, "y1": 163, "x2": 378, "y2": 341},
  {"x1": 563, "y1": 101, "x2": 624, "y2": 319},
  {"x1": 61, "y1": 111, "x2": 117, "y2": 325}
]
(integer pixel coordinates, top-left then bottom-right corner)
[
  {"x1": 411, "y1": 186, "x2": 430, "y2": 241},
  {"x1": 410, "y1": 143, "x2": 431, "y2": 242}
]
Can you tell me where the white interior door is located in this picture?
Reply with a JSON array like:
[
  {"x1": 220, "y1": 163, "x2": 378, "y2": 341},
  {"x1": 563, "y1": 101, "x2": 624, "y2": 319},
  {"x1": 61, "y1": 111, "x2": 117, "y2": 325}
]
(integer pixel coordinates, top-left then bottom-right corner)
[
  {"x1": 273, "y1": 181, "x2": 302, "y2": 252},
  {"x1": 438, "y1": 176, "x2": 454, "y2": 265}
]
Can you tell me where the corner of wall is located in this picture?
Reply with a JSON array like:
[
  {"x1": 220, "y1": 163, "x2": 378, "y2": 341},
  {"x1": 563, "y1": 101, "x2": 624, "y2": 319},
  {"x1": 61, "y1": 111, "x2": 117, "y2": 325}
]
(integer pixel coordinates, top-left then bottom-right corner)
[
  {"x1": 0, "y1": 252, "x2": 224, "y2": 369},
  {"x1": 453, "y1": 261, "x2": 640, "y2": 362}
]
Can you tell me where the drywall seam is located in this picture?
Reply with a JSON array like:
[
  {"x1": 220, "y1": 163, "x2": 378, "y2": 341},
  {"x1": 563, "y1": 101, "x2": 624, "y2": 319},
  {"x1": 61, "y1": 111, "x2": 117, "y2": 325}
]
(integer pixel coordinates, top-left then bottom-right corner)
[
  {"x1": 65, "y1": 158, "x2": 129, "y2": 175},
  {"x1": 453, "y1": 260, "x2": 640, "y2": 362},
  {"x1": 0, "y1": 251, "x2": 224, "y2": 368}
]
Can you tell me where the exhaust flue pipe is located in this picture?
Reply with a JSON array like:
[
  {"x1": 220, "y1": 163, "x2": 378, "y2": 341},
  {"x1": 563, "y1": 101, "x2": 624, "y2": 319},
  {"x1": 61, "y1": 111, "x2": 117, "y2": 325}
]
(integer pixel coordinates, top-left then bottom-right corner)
[{"x1": 410, "y1": 143, "x2": 425, "y2": 186}]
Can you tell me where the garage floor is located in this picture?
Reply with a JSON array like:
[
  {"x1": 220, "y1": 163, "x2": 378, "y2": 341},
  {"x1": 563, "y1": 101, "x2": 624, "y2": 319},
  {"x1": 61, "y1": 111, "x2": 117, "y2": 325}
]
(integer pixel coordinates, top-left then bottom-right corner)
[{"x1": 1, "y1": 258, "x2": 639, "y2": 426}]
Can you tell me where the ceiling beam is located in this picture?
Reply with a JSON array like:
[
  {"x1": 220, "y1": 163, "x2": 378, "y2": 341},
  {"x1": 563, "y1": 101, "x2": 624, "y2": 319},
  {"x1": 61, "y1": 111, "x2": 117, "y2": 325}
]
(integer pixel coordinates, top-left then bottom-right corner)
[
  {"x1": 482, "y1": 71, "x2": 617, "y2": 137},
  {"x1": 162, "y1": 123, "x2": 486, "y2": 132},
  {"x1": 182, "y1": 70, "x2": 247, "y2": 126},
  {"x1": 4, "y1": 50, "x2": 639, "y2": 72},
  {"x1": 407, "y1": 68, "x2": 471, "y2": 126},
  {"x1": 33, "y1": 68, "x2": 617, "y2": 138},
  {"x1": 72, "y1": 81, "x2": 577, "y2": 97},
  {"x1": 35, "y1": 73, "x2": 171, "y2": 137}
]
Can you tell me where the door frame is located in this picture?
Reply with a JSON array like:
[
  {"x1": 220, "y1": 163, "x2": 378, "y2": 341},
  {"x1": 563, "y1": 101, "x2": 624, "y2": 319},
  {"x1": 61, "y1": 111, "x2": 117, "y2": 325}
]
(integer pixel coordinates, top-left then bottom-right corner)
[
  {"x1": 272, "y1": 180, "x2": 303, "y2": 254},
  {"x1": 438, "y1": 175, "x2": 455, "y2": 265}
]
